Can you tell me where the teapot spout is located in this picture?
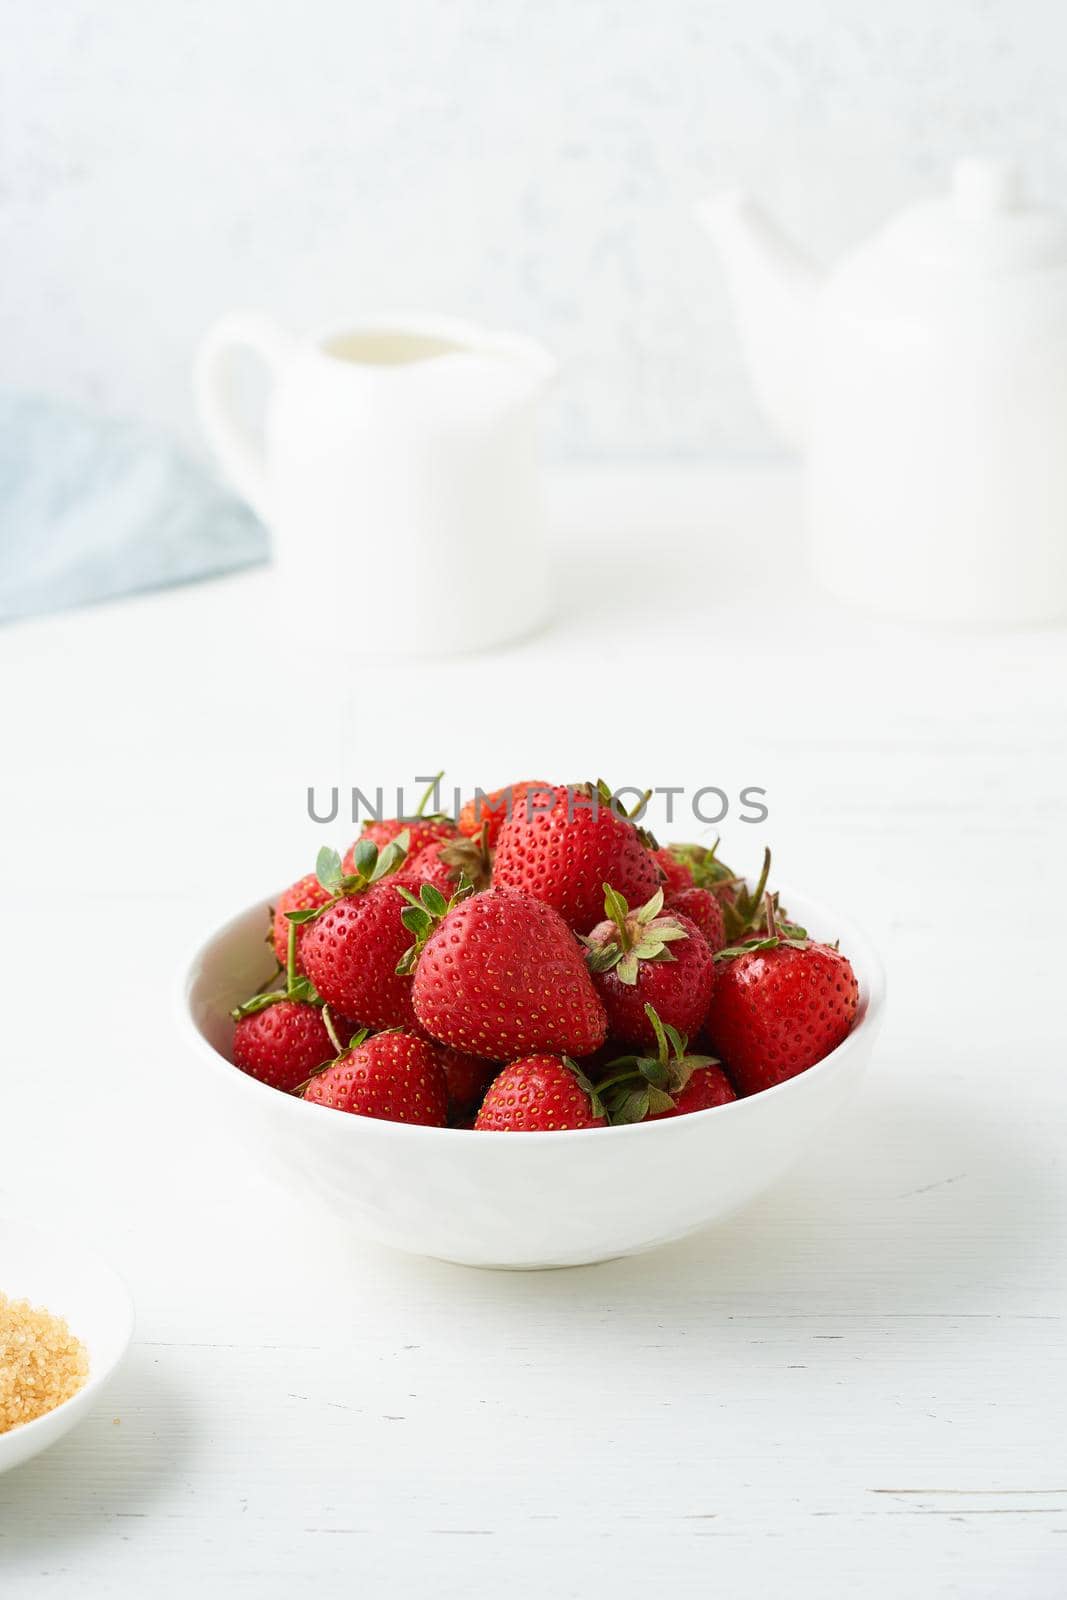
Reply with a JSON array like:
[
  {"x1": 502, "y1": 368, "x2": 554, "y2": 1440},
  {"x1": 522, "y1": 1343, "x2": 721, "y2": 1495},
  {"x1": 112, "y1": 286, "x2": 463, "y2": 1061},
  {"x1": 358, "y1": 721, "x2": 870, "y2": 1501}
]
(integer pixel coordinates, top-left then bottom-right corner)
[{"x1": 697, "y1": 190, "x2": 821, "y2": 449}]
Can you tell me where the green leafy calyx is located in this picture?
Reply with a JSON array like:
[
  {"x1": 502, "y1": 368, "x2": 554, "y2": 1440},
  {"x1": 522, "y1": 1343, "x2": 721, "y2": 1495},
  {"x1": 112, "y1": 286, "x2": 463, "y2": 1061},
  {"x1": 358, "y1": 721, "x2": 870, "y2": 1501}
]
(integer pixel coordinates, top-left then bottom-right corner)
[
  {"x1": 283, "y1": 830, "x2": 412, "y2": 932},
  {"x1": 714, "y1": 891, "x2": 811, "y2": 963},
  {"x1": 668, "y1": 843, "x2": 807, "y2": 944},
  {"x1": 584, "y1": 883, "x2": 689, "y2": 986},
  {"x1": 394, "y1": 876, "x2": 475, "y2": 975},
  {"x1": 593, "y1": 1004, "x2": 720, "y2": 1125},
  {"x1": 437, "y1": 823, "x2": 493, "y2": 892}
]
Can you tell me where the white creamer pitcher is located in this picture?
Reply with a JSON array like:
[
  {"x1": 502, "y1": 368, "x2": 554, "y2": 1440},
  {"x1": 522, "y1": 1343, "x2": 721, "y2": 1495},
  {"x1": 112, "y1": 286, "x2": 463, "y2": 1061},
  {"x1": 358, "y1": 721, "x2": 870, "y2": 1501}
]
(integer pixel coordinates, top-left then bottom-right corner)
[{"x1": 195, "y1": 314, "x2": 556, "y2": 653}]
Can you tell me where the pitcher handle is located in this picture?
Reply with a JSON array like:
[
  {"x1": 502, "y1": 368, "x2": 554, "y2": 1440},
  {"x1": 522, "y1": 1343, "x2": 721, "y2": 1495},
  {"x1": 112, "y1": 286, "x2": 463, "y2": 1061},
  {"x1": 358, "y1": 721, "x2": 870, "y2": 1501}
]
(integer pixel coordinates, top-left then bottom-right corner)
[{"x1": 194, "y1": 312, "x2": 294, "y2": 522}]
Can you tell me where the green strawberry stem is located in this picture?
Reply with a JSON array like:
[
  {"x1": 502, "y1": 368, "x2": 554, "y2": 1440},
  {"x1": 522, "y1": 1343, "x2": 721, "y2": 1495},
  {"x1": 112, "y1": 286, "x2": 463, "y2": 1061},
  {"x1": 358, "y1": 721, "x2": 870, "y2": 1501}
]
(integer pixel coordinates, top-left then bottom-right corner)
[
  {"x1": 294, "y1": 1022, "x2": 371, "y2": 1097},
  {"x1": 321, "y1": 1005, "x2": 344, "y2": 1056},
  {"x1": 231, "y1": 905, "x2": 324, "y2": 1020},
  {"x1": 414, "y1": 771, "x2": 445, "y2": 819},
  {"x1": 715, "y1": 885, "x2": 816, "y2": 963},
  {"x1": 645, "y1": 1001, "x2": 670, "y2": 1065},
  {"x1": 591, "y1": 1061, "x2": 646, "y2": 1097},
  {"x1": 562, "y1": 1056, "x2": 606, "y2": 1120},
  {"x1": 286, "y1": 918, "x2": 299, "y2": 992}
]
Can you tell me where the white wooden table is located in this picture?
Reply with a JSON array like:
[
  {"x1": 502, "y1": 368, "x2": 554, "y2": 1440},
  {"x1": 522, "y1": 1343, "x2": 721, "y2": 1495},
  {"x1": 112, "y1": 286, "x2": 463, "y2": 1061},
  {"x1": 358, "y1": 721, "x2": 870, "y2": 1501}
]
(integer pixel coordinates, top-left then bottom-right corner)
[{"x1": 1, "y1": 465, "x2": 1065, "y2": 1597}]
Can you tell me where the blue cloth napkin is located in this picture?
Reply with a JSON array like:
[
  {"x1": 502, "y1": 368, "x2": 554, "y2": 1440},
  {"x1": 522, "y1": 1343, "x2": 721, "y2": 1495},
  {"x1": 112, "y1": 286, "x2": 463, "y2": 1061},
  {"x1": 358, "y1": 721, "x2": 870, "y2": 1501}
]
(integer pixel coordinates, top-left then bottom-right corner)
[{"x1": 0, "y1": 391, "x2": 269, "y2": 622}]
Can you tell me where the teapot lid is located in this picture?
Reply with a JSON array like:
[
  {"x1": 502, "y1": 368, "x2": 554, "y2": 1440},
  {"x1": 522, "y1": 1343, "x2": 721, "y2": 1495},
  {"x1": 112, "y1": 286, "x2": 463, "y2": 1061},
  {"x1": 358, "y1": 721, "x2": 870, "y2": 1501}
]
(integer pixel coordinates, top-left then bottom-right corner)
[{"x1": 876, "y1": 160, "x2": 1067, "y2": 273}]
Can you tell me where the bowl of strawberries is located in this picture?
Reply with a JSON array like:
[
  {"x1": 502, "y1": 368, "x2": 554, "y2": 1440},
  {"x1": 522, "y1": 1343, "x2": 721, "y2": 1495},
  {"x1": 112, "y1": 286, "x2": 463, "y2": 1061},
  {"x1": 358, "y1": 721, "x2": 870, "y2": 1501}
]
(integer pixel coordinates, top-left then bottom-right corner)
[{"x1": 180, "y1": 780, "x2": 885, "y2": 1269}]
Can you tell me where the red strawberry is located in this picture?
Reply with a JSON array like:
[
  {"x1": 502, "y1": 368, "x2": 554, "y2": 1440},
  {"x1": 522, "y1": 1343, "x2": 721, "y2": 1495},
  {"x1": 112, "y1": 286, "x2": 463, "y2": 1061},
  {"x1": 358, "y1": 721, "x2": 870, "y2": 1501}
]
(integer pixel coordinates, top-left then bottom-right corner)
[
  {"x1": 231, "y1": 915, "x2": 356, "y2": 1092},
  {"x1": 403, "y1": 885, "x2": 607, "y2": 1059},
  {"x1": 458, "y1": 780, "x2": 549, "y2": 847},
  {"x1": 436, "y1": 1046, "x2": 496, "y2": 1115},
  {"x1": 652, "y1": 847, "x2": 694, "y2": 896},
  {"x1": 304, "y1": 1030, "x2": 448, "y2": 1126},
  {"x1": 596, "y1": 1004, "x2": 734, "y2": 1122},
  {"x1": 271, "y1": 873, "x2": 331, "y2": 968},
  {"x1": 232, "y1": 1000, "x2": 336, "y2": 1093},
  {"x1": 295, "y1": 835, "x2": 416, "y2": 1028},
  {"x1": 491, "y1": 780, "x2": 661, "y2": 933},
  {"x1": 300, "y1": 883, "x2": 416, "y2": 1030},
  {"x1": 651, "y1": 1061, "x2": 735, "y2": 1117},
  {"x1": 474, "y1": 1055, "x2": 606, "y2": 1131},
  {"x1": 667, "y1": 885, "x2": 727, "y2": 954},
  {"x1": 704, "y1": 901, "x2": 858, "y2": 1095},
  {"x1": 584, "y1": 885, "x2": 714, "y2": 1048}
]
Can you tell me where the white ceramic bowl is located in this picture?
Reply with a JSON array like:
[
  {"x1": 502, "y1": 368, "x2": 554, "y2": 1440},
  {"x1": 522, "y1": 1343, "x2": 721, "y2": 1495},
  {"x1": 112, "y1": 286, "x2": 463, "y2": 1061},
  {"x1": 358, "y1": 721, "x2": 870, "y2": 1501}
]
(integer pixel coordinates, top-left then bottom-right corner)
[
  {"x1": 178, "y1": 885, "x2": 885, "y2": 1269},
  {"x1": 0, "y1": 1219, "x2": 134, "y2": 1472}
]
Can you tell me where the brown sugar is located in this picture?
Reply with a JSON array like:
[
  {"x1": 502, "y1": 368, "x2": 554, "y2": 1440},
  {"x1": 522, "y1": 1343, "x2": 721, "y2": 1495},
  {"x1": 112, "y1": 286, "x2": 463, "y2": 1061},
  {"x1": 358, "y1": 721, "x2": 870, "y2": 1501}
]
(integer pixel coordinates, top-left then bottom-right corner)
[{"x1": 0, "y1": 1293, "x2": 88, "y2": 1432}]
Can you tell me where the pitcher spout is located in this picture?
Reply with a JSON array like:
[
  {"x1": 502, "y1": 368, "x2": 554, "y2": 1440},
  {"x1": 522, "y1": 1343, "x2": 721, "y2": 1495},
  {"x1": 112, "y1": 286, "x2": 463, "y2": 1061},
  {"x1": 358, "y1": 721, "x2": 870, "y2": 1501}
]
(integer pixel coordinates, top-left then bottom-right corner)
[{"x1": 697, "y1": 190, "x2": 821, "y2": 449}]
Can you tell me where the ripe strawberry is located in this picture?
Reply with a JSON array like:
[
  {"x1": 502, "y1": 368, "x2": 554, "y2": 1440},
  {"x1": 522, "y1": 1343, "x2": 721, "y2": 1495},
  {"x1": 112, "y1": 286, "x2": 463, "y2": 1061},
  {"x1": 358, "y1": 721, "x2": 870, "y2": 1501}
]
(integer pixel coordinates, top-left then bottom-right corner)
[
  {"x1": 584, "y1": 885, "x2": 714, "y2": 1048},
  {"x1": 491, "y1": 780, "x2": 661, "y2": 933},
  {"x1": 458, "y1": 780, "x2": 549, "y2": 847},
  {"x1": 596, "y1": 1004, "x2": 735, "y2": 1123},
  {"x1": 232, "y1": 915, "x2": 356, "y2": 1092},
  {"x1": 300, "y1": 883, "x2": 417, "y2": 1030},
  {"x1": 474, "y1": 1056, "x2": 606, "y2": 1131},
  {"x1": 233, "y1": 1000, "x2": 336, "y2": 1093},
  {"x1": 436, "y1": 1046, "x2": 496, "y2": 1115},
  {"x1": 704, "y1": 899, "x2": 858, "y2": 1095},
  {"x1": 654, "y1": 1060, "x2": 736, "y2": 1117},
  {"x1": 271, "y1": 873, "x2": 331, "y2": 968},
  {"x1": 295, "y1": 835, "x2": 416, "y2": 1029},
  {"x1": 304, "y1": 1030, "x2": 448, "y2": 1126},
  {"x1": 402, "y1": 884, "x2": 608, "y2": 1060},
  {"x1": 344, "y1": 773, "x2": 455, "y2": 871},
  {"x1": 652, "y1": 847, "x2": 694, "y2": 896},
  {"x1": 667, "y1": 885, "x2": 727, "y2": 954}
]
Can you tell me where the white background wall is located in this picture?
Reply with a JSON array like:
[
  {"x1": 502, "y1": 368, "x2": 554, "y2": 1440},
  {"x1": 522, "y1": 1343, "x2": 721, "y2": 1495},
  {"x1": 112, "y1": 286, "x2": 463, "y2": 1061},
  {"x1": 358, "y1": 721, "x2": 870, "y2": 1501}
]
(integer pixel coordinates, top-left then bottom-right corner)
[{"x1": 4, "y1": 0, "x2": 1067, "y2": 459}]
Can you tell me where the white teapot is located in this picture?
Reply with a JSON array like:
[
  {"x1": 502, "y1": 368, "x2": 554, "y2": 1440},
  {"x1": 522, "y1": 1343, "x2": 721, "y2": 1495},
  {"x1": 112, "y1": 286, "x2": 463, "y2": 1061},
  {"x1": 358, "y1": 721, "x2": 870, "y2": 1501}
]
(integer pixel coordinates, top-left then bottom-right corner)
[
  {"x1": 700, "y1": 161, "x2": 1067, "y2": 623},
  {"x1": 196, "y1": 314, "x2": 556, "y2": 654}
]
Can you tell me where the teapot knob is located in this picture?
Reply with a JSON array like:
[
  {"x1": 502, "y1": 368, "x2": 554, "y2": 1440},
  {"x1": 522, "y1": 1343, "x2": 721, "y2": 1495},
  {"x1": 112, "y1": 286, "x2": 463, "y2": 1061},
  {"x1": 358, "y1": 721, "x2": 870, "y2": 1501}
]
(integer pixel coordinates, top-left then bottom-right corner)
[{"x1": 952, "y1": 158, "x2": 1022, "y2": 219}]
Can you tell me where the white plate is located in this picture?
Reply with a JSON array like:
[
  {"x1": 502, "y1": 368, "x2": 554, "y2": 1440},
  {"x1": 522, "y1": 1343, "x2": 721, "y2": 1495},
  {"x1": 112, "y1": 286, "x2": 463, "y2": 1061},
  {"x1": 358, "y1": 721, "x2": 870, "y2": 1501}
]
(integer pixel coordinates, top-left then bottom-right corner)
[{"x1": 0, "y1": 1219, "x2": 134, "y2": 1473}]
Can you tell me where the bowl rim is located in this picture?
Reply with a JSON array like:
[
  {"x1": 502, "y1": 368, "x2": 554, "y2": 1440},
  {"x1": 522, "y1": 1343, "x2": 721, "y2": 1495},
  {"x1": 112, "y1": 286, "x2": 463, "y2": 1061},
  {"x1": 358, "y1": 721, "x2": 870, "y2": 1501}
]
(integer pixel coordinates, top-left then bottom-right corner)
[
  {"x1": 176, "y1": 879, "x2": 886, "y2": 1144},
  {"x1": 0, "y1": 1218, "x2": 135, "y2": 1453}
]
